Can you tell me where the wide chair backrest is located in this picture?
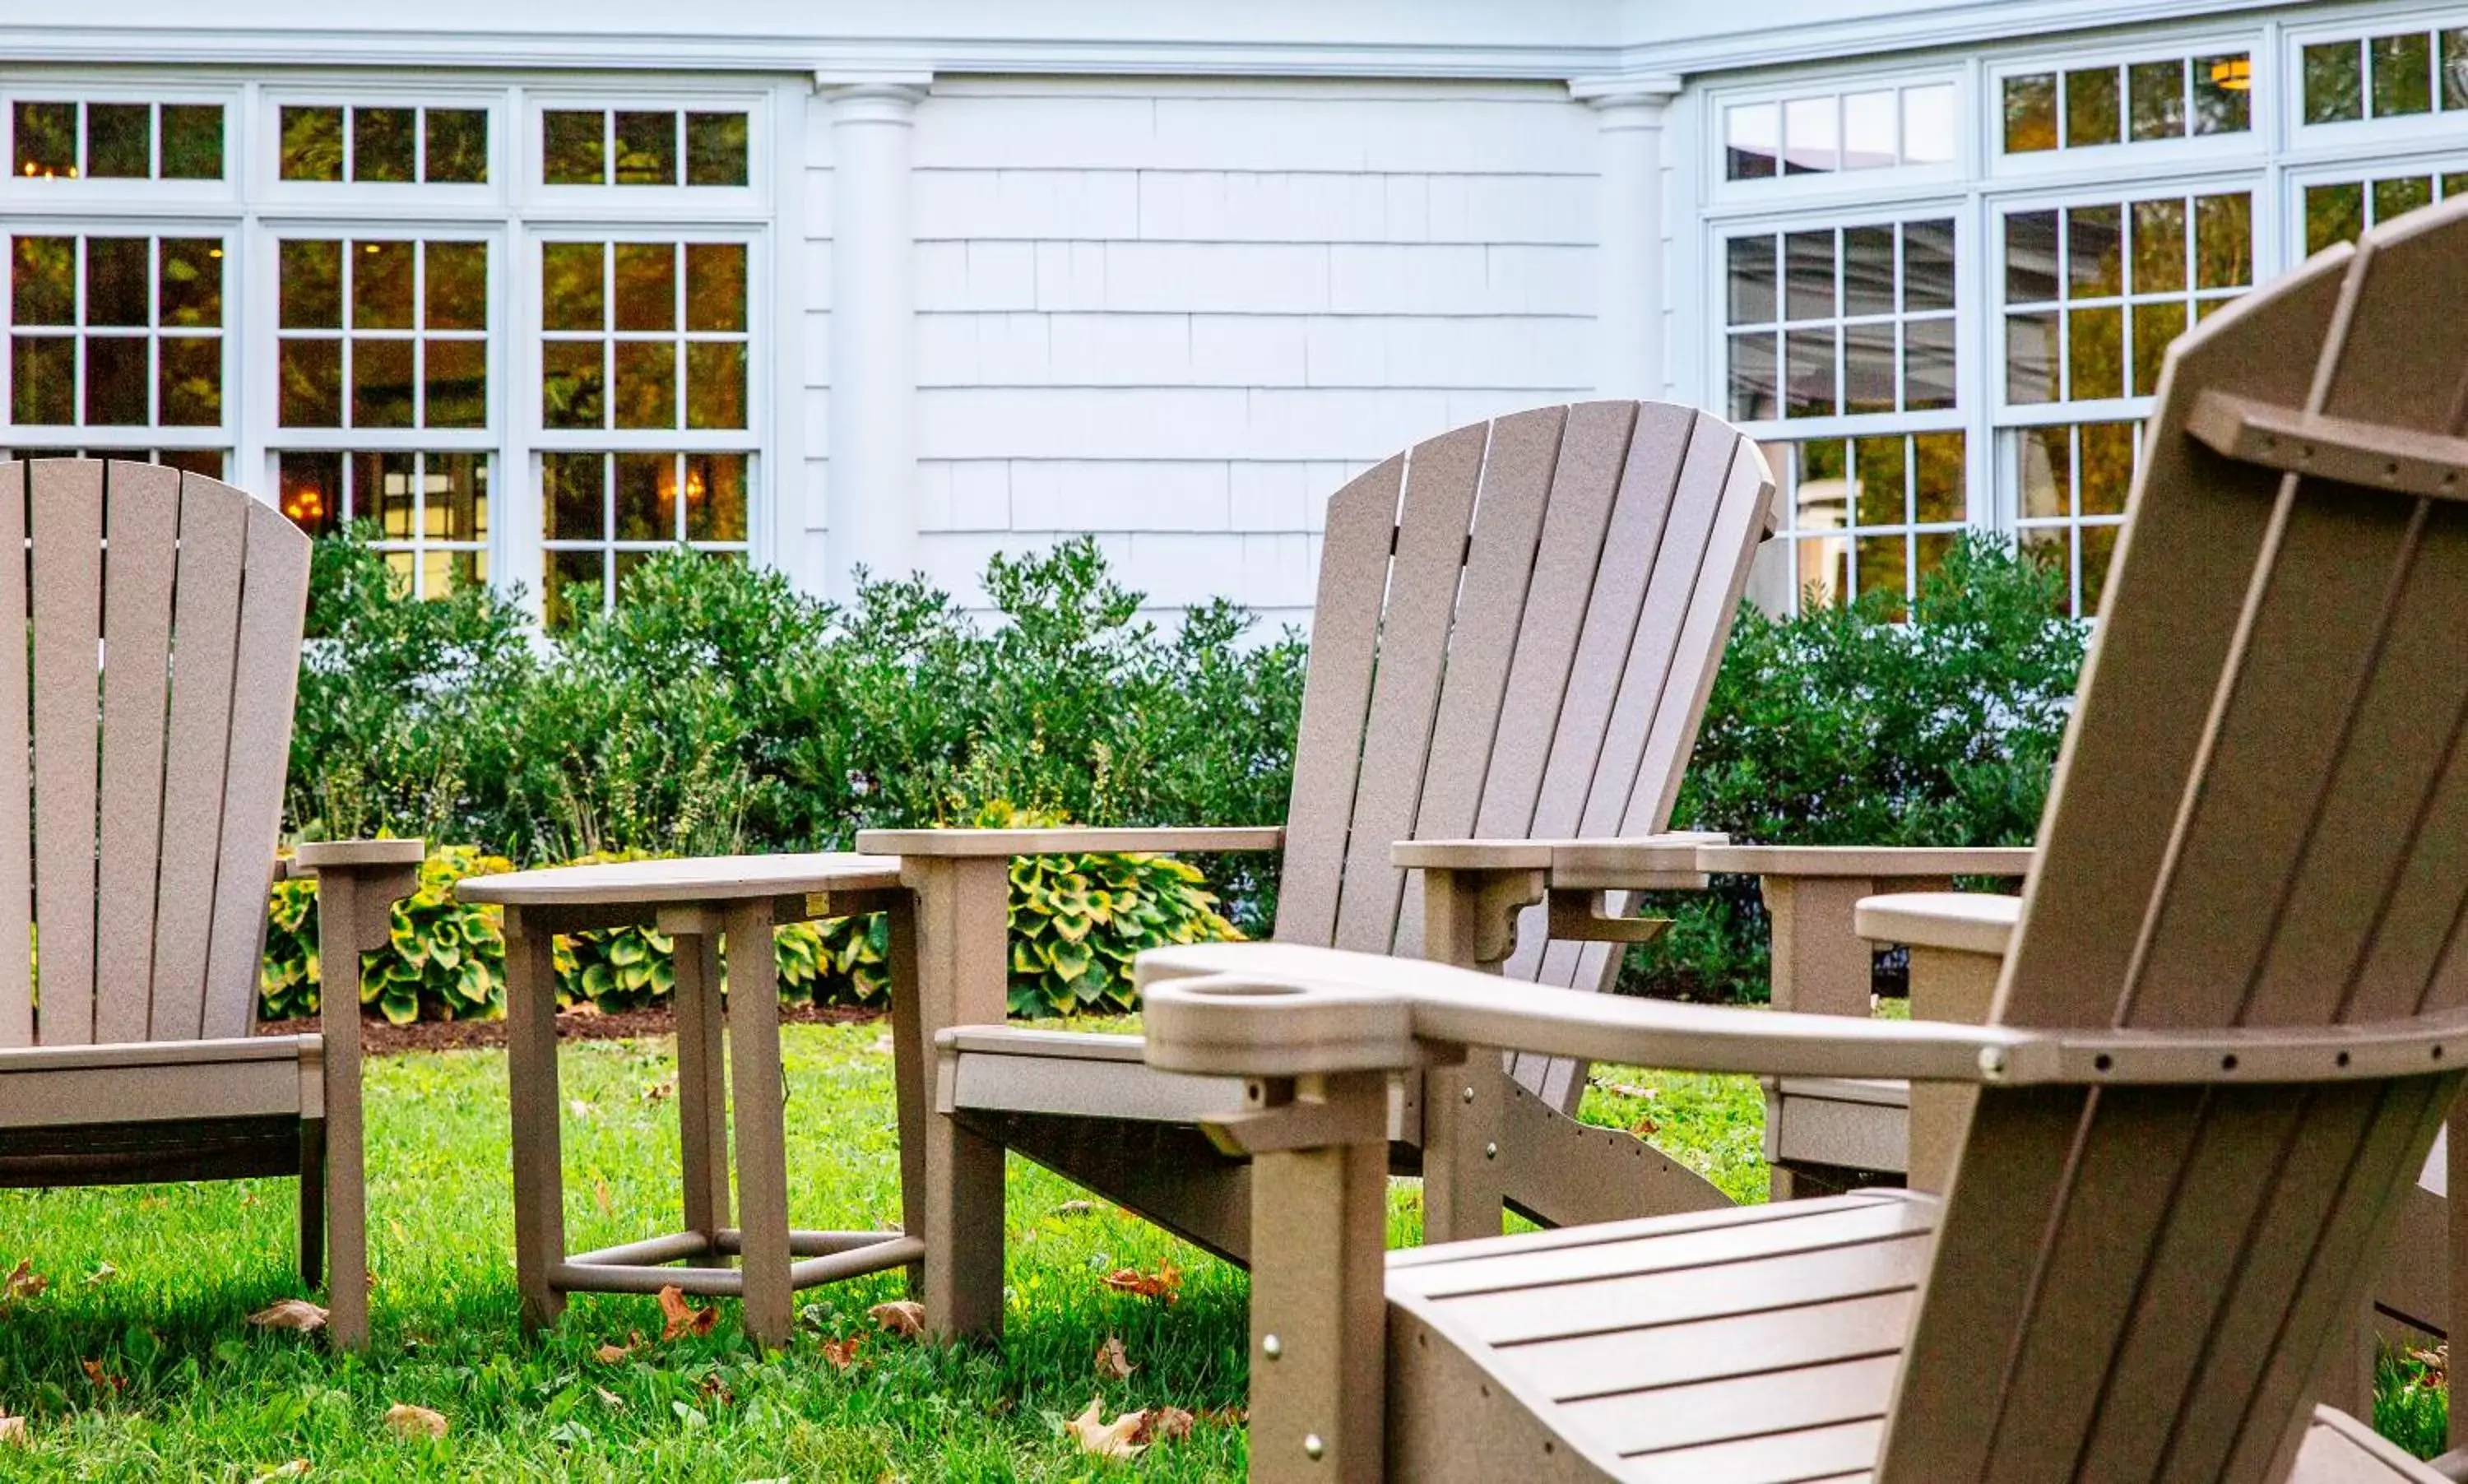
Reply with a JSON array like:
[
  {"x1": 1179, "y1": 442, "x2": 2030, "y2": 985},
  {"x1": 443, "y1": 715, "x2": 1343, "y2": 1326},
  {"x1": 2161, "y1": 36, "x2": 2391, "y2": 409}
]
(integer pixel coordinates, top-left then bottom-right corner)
[
  {"x1": 0, "y1": 460, "x2": 308, "y2": 1050},
  {"x1": 1882, "y1": 202, "x2": 2468, "y2": 1480},
  {"x1": 1269, "y1": 401, "x2": 1772, "y2": 1108}
]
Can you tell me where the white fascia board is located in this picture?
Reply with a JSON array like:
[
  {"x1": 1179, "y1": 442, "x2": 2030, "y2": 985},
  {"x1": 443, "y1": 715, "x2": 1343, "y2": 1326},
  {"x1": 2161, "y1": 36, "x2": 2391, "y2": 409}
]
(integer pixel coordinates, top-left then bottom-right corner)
[
  {"x1": 4, "y1": 0, "x2": 1619, "y2": 77},
  {"x1": 1612, "y1": 0, "x2": 2289, "y2": 76}
]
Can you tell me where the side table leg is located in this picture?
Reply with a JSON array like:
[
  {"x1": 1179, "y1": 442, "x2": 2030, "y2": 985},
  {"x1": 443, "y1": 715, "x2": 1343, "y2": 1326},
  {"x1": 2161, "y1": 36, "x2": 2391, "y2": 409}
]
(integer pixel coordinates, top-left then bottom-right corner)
[
  {"x1": 725, "y1": 901, "x2": 793, "y2": 1348},
  {"x1": 672, "y1": 927, "x2": 731, "y2": 1247},
  {"x1": 504, "y1": 907, "x2": 568, "y2": 1334}
]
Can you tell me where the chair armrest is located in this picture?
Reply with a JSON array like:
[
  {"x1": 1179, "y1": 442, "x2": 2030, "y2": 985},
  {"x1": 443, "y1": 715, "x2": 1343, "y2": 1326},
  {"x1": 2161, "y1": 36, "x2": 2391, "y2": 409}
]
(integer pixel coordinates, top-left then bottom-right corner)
[
  {"x1": 290, "y1": 838, "x2": 426, "y2": 876},
  {"x1": 854, "y1": 826, "x2": 1284, "y2": 858},
  {"x1": 1392, "y1": 831, "x2": 1725, "y2": 892},
  {"x1": 1857, "y1": 891, "x2": 2020, "y2": 958},
  {"x1": 1136, "y1": 941, "x2": 2468, "y2": 1092},
  {"x1": 1695, "y1": 844, "x2": 2034, "y2": 879}
]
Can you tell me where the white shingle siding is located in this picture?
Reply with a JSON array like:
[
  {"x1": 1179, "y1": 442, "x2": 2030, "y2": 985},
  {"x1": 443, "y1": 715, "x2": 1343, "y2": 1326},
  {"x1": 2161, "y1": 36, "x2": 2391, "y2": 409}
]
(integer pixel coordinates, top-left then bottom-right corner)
[{"x1": 903, "y1": 78, "x2": 1601, "y2": 624}]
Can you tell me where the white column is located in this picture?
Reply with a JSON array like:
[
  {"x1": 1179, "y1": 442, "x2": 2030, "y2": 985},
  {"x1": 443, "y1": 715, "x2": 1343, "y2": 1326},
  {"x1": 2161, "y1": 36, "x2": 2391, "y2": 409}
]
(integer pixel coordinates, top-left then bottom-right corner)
[
  {"x1": 1579, "y1": 80, "x2": 1683, "y2": 401},
  {"x1": 819, "y1": 77, "x2": 928, "y2": 602}
]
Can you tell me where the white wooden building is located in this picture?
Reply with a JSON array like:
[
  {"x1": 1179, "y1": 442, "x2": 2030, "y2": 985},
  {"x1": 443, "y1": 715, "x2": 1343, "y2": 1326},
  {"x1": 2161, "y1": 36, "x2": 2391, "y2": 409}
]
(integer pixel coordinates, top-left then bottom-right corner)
[{"x1": 5, "y1": 0, "x2": 2463, "y2": 628}]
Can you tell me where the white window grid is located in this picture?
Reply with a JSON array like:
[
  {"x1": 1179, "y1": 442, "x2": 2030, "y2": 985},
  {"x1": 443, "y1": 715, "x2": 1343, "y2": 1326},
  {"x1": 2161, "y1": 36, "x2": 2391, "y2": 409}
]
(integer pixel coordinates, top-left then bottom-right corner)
[
  {"x1": 1995, "y1": 186, "x2": 2256, "y2": 415},
  {"x1": 2291, "y1": 21, "x2": 2468, "y2": 128},
  {"x1": 276, "y1": 449, "x2": 490, "y2": 596},
  {"x1": 268, "y1": 234, "x2": 493, "y2": 435},
  {"x1": 522, "y1": 97, "x2": 763, "y2": 205},
  {"x1": 1991, "y1": 46, "x2": 2257, "y2": 159},
  {"x1": 1746, "y1": 431, "x2": 1971, "y2": 619},
  {"x1": 539, "y1": 450, "x2": 754, "y2": 627},
  {"x1": 2288, "y1": 153, "x2": 2468, "y2": 256},
  {"x1": 1706, "y1": 68, "x2": 1968, "y2": 201},
  {"x1": 6, "y1": 97, "x2": 226, "y2": 183},
  {"x1": 1723, "y1": 214, "x2": 1961, "y2": 428},
  {"x1": 2008, "y1": 420, "x2": 2142, "y2": 619},
  {"x1": 2, "y1": 225, "x2": 232, "y2": 445},
  {"x1": 271, "y1": 102, "x2": 492, "y2": 186}
]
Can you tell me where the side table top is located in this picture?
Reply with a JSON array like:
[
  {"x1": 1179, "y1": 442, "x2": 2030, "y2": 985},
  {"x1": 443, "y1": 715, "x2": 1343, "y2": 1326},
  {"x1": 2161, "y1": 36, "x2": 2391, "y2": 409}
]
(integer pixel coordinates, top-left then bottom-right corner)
[{"x1": 457, "y1": 851, "x2": 905, "y2": 907}]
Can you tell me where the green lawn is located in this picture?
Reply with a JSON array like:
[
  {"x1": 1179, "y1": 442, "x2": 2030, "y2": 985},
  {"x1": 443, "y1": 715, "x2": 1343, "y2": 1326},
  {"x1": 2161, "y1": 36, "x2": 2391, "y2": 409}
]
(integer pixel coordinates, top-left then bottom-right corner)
[{"x1": 0, "y1": 1020, "x2": 1764, "y2": 1480}]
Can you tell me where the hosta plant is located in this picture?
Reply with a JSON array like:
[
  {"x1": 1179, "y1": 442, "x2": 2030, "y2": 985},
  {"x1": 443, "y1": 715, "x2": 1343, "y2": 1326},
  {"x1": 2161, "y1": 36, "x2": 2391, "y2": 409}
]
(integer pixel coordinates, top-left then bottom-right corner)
[
  {"x1": 986, "y1": 802, "x2": 1242, "y2": 1016},
  {"x1": 261, "y1": 845, "x2": 513, "y2": 1025}
]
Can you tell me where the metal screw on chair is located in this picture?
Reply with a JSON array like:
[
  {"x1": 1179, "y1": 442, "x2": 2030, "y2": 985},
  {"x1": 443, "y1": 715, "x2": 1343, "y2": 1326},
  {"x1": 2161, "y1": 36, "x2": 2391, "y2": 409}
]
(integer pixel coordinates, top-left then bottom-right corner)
[
  {"x1": 1262, "y1": 1333, "x2": 1283, "y2": 1359},
  {"x1": 1462, "y1": 1085, "x2": 1476, "y2": 1103},
  {"x1": 1304, "y1": 1434, "x2": 1325, "y2": 1460},
  {"x1": 1484, "y1": 1142, "x2": 1498, "y2": 1160}
]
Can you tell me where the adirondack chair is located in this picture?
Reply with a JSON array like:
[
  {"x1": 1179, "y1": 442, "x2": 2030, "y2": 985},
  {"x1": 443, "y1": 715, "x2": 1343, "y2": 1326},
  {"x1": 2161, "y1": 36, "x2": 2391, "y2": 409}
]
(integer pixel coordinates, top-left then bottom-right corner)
[
  {"x1": 856, "y1": 400, "x2": 1774, "y2": 1338},
  {"x1": 1128, "y1": 197, "x2": 2468, "y2": 1482},
  {"x1": 0, "y1": 458, "x2": 419, "y2": 1351}
]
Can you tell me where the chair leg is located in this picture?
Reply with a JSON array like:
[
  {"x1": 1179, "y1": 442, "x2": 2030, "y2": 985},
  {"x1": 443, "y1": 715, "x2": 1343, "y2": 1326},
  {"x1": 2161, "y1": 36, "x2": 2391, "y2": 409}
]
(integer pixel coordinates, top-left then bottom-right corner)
[
  {"x1": 322, "y1": 1074, "x2": 369, "y2": 1352},
  {"x1": 297, "y1": 1120, "x2": 326, "y2": 1288},
  {"x1": 671, "y1": 929, "x2": 731, "y2": 1247},
  {"x1": 1419, "y1": 1051, "x2": 1504, "y2": 1245},
  {"x1": 924, "y1": 1106, "x2": 1008, "y2": 1340}
]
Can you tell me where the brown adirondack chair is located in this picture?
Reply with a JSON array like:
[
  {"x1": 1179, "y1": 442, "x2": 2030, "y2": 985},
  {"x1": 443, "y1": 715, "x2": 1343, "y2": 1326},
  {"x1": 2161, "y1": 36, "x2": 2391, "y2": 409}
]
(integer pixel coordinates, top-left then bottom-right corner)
[
  {"x1": 0, "y1": 458, "x2": 419, "y2": 1351},
  {"x1": 1128, "y1": 196, "x2": 2468, "y2": 1481},
  {"x1": 856, "y1": 400, "x2": 1774, "y2": 1338}
]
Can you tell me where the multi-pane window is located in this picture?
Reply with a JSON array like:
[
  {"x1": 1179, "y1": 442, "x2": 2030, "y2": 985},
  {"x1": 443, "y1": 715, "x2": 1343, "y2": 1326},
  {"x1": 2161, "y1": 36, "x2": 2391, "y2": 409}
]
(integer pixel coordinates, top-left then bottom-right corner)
[
  {"x1": 11, "y1": 101, "x2": 223, "y2": 180},
  {"x1": 1725, "y1": 219, "x2": 1955, "y2": 422},
  {"x1": 1723, "y1": 83, "x2": 1956, "y2": 180},
  {"x1": 278, "y1": 105, "x2": 488, "y2": 183},
  {"x1": 1751, "y1": 434, "x2": 1967, "y2": 619},
  {"x1": 2002, "y1": 192, "x2": 2251, "y2": 406},
  {"x1": 2303, "y1": 170, "x2": 2468, "y2": 253},
  {"x1": 7, "y1": 234, "x2": 225, "y2": 428},
  {"x1": 2001, "y1": 52, "x2": 2251, "y2": 152},
  {"x1": 2013, "y1": 423, "x2": 2140, "y2": 618},
  {"x1": 540, "y1": 452, "x2": 749, "y2": 625},
  {"x1": 277, "y1": 239, "x2": 488, "y2": 429},
  {"x1": 540, "y1": 109, "x2": 748, "y2": 186},
  {"x1": 2302, "y1": 28, "x2": 2468, "y2": 124},
  {"x1": 540, "y1": 240, "x2": 746, "y2": 433},
  {"x1": 276, "y1": 452, "x2": 489, "y2": 593}
]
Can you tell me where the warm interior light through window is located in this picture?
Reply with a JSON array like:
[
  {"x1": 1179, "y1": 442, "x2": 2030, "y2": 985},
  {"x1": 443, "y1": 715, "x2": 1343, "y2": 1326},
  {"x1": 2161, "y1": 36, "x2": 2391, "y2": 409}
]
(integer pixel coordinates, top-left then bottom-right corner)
[{"x1": 2211, "y1": 57, "x2": 2252, "y2": 90}]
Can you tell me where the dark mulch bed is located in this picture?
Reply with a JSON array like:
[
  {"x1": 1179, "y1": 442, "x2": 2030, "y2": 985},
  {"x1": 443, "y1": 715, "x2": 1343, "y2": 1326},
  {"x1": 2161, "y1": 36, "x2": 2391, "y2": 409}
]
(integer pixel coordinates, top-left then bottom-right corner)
[{"x1": 256, "y1": 1002, "x2": 884, "y2": 1056}]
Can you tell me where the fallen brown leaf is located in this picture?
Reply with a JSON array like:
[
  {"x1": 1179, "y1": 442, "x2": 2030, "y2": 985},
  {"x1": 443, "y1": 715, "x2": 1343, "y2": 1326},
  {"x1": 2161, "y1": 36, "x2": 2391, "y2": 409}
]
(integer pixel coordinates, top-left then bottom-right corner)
[
  {"x1": 1596, "y1": 1081, "x2": 1657, "y2": 1101},
  {"x1": 248, "y1": 1298, "x2": 330, "y2": 1333},
  {"x1": 820, "y1": 1334, "x2": 864, "y2": 1370},
  {"x1": 592, "y1": 1177, "x2": 614, "y2": 1217},
  {"x1": 870, "y1": 1300, "x2": 926, "y2": 1338},
  {"x1": 0, "y1": 1414, "x2": 24, "y2": 1445},
  {"x1": 593, "y1": 1386, "x2": 624, "y2": 1410},
  {"x1": 82, "y1": 1262, "x2": 117, "y2": 1286},
  {"x1": 384, "y1": 1403, "x2": 448, "y2": 1440},
  {"x1": 593, "y1": 1339, "x2": 638, "y2": 1364},
  {"x1": 1629, "y1": 1116, "x2": 1660, "y2": 1139},
  {"x1": 1199, "y1": 1406, "x2": 1248, "y2": 1426},
  {"x1": 1093, "y1": 1334, "x2": 1134, "y2": 1380},
  {"x1": 1049, "y1": 1200, "x2": 1098, "y2": 1218},
  {"x1": 656, "y1": 1286, "x2": 717, "y2": 1342},
  {"x1": 642, "y1": 1079, "x2": 675, "y2": 1104},
  {"x1": 1063, "y1": 1395, "x2": 1148, "y2": 1459},
  {"x1": 1138, "y1": 1404, "x2": 1195, "y2": 1444},
  {"x1": 2, "y1": 1260, "x2": 44, "y2": 1304},
  {"x1": 1100, "y1": 1263, "x2": 1181, "y2": 1302},
  {"x1": 82, "y1": 1358, "x2": 123, "y2": 1393}
]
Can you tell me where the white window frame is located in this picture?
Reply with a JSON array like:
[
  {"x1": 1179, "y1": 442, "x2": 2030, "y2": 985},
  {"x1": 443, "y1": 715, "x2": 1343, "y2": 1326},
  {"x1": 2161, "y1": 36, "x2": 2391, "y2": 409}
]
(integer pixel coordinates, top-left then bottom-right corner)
[
  {"x1": 1982, "y1": 27, "x2": 2271, "y2": 182},
  {"x1": 519, "y1": 92, "x2": 768, "y2": 210},
  {"x1": 1705, "y1": 65, "x2": 1970, "y2": 205},
  {"x1": 252, "y1": 88, "x2": 507, "y2": 209},
  {"x1": 0, "y1": 80, "x2": 241, "y2": 208}
]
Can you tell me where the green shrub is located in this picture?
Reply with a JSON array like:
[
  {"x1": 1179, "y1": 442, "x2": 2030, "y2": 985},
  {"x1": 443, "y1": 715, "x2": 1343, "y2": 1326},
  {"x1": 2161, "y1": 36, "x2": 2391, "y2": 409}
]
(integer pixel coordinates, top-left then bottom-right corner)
[
  {"x1": 981, "y1": 803, "x2": 1242, "y2": 1015},
  {"x1": 1626, "y1": 535, "x2": 2086, "y2": 1002}
]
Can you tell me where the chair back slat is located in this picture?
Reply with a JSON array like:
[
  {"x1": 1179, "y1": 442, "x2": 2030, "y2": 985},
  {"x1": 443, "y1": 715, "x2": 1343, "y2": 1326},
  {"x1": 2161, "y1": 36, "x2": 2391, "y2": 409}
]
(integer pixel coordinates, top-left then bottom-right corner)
[
  {"x1": 1271, "y1": 456, "x2": 1403, "y2": 946},
  {"x1": 5, "y1": 461, "x2": 304, "y2": 1047},
  {"x1": 1880, "y1": 201, "x2": 2468, "y2": 1482},
  {"x1": 1389, "y1": 406, "x2": 1566, "y2": 960},
  {"x1": 1330, "y1": 422, "x2": 1490, "y2": 953},
  {"x1": 0, "y1": 466, "x2": 30, "y2": 1048},
  {"x1": 93, "y1": 461, "x2": 182, "y2": 1043},
  {"x1": 200, "y1": 496, "x2": 308, "y2": 1039},
  {"x1": 30, "y1": 460, "x2": 106, "y2": 1046},
  {"x1": 1515, "y1": 418, "x2": 1772, "y2": 1106},
  {"x1": 147, "y1": 474, "x2": 250, "y2": 1041}
]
